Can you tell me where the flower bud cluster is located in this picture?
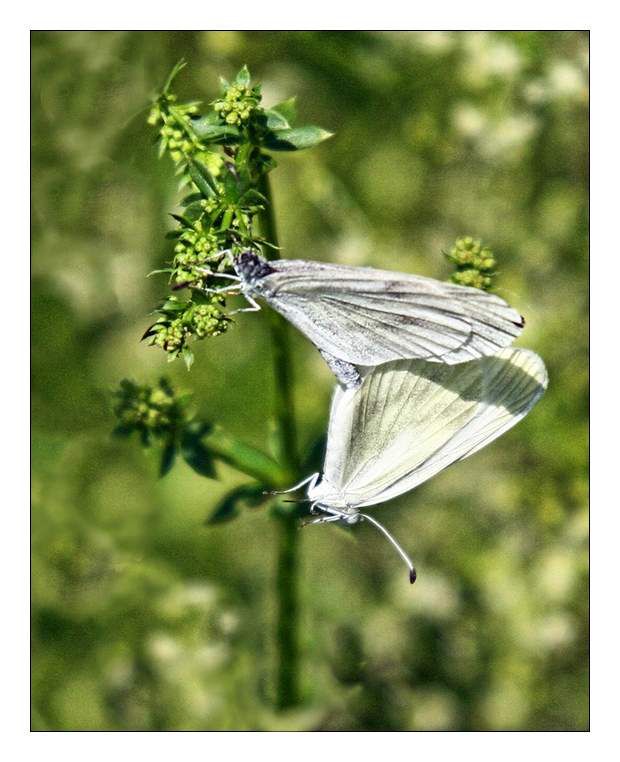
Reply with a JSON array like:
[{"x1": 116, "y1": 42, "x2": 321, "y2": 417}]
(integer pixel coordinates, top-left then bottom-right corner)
[
  {"x1": 447, "y1": 237, "x2": 496, "y2": 271},
  {"x1": 451, "y1": 268, "x2": 493, "y2": 290},
  {"x1": 192, "y1": 301, "x2": 229, "y2": 338},
  {"x1": 150, "y1": 318, "x2": 186, "y2": 353},
  {"x1": 146, "y1": 296, "x2": 230, "y2": 361},
  {"x1": 113, "y1": 378, "x2": 186, "y2": 439},
  {"x1": 213, "y1": 84, "x2": 260, "y2": 126},
  {"x1": 447, "y1": 237, "x2": 496, "y2": 291},
  {"x1": 148, "y1": 94, "x2": 202, "y2": 165},
  {"x1": 172, "y1": 224, "x2": 221, "y2": 287}
]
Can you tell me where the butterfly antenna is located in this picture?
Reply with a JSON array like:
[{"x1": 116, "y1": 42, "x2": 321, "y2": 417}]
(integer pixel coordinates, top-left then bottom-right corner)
[{"x1": 360, "y1": 513, "x2": 417, "y2": 584}]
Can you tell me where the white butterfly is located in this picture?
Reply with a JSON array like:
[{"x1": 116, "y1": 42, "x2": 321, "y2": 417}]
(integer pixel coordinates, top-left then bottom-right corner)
[
  {"x1": 205, "y1": 252, "x2": 525, "y2": 388},
  {"x1": 278, "y1": 347, "x2": 548, "y2": 583}
]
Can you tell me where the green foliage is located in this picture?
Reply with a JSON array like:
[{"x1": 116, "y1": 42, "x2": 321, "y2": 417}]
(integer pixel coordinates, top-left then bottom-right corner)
[
  {"x1": 142, "y1": 62, "x2": 333, "y2": 366},
  {"x1": 32, "y1": 31, "x2": 588, "y2": 731}
]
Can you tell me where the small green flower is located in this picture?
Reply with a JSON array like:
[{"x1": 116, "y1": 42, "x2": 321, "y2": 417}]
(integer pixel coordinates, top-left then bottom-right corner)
[
  {"x1": 447, "y1": 237, "x2": 496, "y2": 272},
  {"x1": 446, "y1": 236, "x2": 497, "y2": 291},
  {"x1": 451, "y1": 268, "x2": 493, "y2": 290},
  {"x1": 151, "y1": 318, "x2": 186, "y2": 352},
  {"x1": 213, "y1": 81, "x2": 260, "y2": 126},
  {"x1": 112, "y1": 378, "x2": 188, "y2": 443},
  {"x1": 191, "y1": 300, "x2": 229, "y2": 338},
  {"x1": 143, "y1": 292, "x2": 232, "y2": 364}
]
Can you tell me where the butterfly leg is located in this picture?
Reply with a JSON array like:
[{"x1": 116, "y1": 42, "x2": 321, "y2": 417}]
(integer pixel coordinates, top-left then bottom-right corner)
[
  {"x1": 302, "y1": 514, "x2": 342, "y2": 527},
  {"x1": 266, "y1": 472, "x2": 320, "y2": 496},
  {"x1": 201, "y1": 285, "x2": 241, "y2": 295},
  {"x1": 229, "y1": 293, "x2": 261, "y2": 315}
]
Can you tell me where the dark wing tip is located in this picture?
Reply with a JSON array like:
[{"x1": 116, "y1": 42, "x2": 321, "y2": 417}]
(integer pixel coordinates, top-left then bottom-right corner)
[
  {"x1": 409, "y1": 568, "x2": 417, "y2": 585},
  {"x1": 514, "y1": 314, "x2": 526, "y2": 328}
]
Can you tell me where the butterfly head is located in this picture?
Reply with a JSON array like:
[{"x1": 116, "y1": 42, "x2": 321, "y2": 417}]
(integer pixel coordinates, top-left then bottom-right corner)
[{"x1": 233, "y1": 251, "x2": 274, "y2": 285}]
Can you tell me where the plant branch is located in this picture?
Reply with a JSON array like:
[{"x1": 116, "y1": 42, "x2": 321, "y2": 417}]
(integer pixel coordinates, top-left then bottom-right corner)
[
  {"x1": 257, "y1": 173, "x2": 300, "y2": 482},
  {"x1": 257, "y1": 170, "x2": 302, "y2": 709}
]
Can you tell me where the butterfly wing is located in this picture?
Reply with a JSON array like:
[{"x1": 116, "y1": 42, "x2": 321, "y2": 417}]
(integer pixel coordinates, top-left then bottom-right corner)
[
  {"x1": 319, "y1": 348, "x2": 547, "y2": 508},
  {"x1": 257, "y1": 260, "x2": 524, "y2": 367}
]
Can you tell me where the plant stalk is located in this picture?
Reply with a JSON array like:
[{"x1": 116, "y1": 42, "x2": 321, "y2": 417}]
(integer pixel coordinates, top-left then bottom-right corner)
[{"x1": 257, "y1": 170, "x2": 301, "y2": 709}]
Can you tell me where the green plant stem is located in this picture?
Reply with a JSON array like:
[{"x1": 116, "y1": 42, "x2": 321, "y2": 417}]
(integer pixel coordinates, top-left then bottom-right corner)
[
  {"x1": 257, "y1": 170, "x2": 302, "y2": 709},
  {"x1": 202, "y1": 425, "x2": 285, "y2": 486}
]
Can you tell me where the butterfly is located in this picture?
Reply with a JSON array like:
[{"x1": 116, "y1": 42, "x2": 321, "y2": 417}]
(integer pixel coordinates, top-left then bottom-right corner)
[
  {"x1": 204, "y1": 251, "x2": 525, "y2": 388},
  {"x1": 277, "y1": 347, "x2": 548, "y2": 583}
]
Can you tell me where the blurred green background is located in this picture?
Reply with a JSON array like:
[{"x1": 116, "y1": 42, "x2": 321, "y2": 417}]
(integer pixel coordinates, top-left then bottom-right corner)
[{"x1": 31, "y1": 31, "x2": 588, "y2": 731}]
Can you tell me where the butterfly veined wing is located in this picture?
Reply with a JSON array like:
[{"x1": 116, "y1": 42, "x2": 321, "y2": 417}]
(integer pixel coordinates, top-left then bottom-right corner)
[
  {"x1": 258, "y1": 259, "x2": 524, "y2": 366},
  {"x1": 321, "y1": 348, "x2": 547, "y2": 509}
]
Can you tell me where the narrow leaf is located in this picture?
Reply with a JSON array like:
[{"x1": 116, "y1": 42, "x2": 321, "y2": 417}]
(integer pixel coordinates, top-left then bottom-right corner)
[
  {"x1": 235, "y1": 65, "x2": 251, "y2": 88},
  {"x1": 262, "y1": 126, "x2": 334, "y2": 152},
  {"x1": 265, "y1": 109, "x2": 290, "y2": 131},
  {"x1": 163, "y1": 58, "x2": 187, "y2": 94},
  {"x1": 182, "y1": 346, "x2": 195, "y2": 371},
  {"x1": 159, "y1": 439, "x2": 177, "y2": 477},
  {"x1": 181, "y1": 192, "x2": 203, "y2": 206},
  {"x1": 181, "y1": 432, "x2": 216, "y2": 477},
  {"x1": 188, "y1": 159, "x2": 218, "y2": 197},
  {"x1": 269, "y1": 96, "x2": 297, "y2": 125},
  {"x1": 190, "y1": 118, "x2": 241, "y2": 143},
  {"x1": 206, "y1": 483, "x2": 267, "y2": 525},
  {"x1": 146, "y1": 268, "x2": 174, "y2": 277}
]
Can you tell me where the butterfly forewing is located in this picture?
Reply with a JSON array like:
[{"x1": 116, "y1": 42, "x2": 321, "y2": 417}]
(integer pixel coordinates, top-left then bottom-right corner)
[{"x1": 257, "y1": 260, "x2": 524, "y2": 367}]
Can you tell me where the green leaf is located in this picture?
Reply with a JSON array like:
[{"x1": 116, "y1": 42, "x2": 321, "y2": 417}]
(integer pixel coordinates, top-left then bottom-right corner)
[
  {"x1": 146, "y1": 268, "x2": 174, "y2": 277},
  {"x1": 177, "y1": 175, "x2": 191, "y2": 192},
  {"x1": 262, "y1": 126, "x2": 334, "y2": 152},
  {"x1": 162, "y1": 58, "x2": 187, "y2": 94},
  {"x1": 234, "y1": 210, "x2": 249, "y2": 235},
  {"x1": 190, "y1": 118, "x2": 241, "y2": 143},
  {"x1": 181, "y1": 192, "x2": 203, "y2": 206},
  {"x1": 206, "y1": 483, "x2": 267, "y2": 525},
  {"x1": 183, "y1": 202, "x2": 204, "y2": 222},
  {"x1": 269, "y1": 96, "x2": 297, "y2": 126},
  {"x1": 160, "y1": 297, "x2": 188, "y2": 312},
  {"x1": 181, "y1": 431, "x2": 216, "y2": 477},
  {"x1": 301, "y1": 433, "x2": 327, "y2": 473},
  {"x1": 159, "y1": 439, "x2": 177, "y2": 477},
  {"x1": 188, "y1": 159, "x2": 218, "y2": 198},
  {"x1": 184, "y1": 419, "x2": 212, "y2": 438},
  {"x1": 181, "y1": 346, "x2": 195, "y2": 371},
  {"x1": 170, "y1": 212, "x2": 193, "y2": 227},
  {"x1": 235, "y1": 65, "x2": 251, "y2": 88},
  {"x1": 265, "y1": 109, "x2": 290, "y2": 130},
  {"x1": 219, "y1": 208, "x2": 234, "y2": 232}
]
